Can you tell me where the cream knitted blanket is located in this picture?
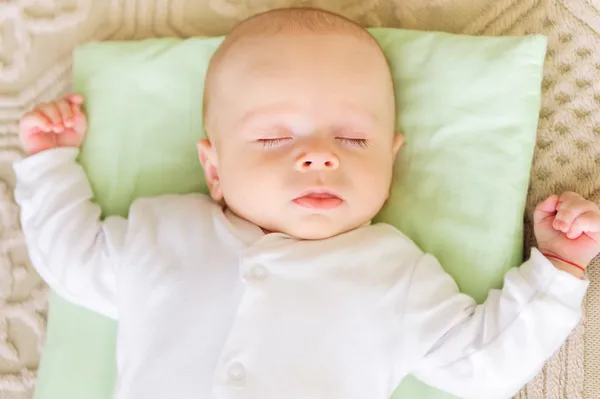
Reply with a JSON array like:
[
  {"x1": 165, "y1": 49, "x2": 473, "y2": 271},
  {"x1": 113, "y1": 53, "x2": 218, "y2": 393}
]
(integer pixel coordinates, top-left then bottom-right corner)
[{"x1": 1, "y1": 0, "x2": 599, "y2": 398}]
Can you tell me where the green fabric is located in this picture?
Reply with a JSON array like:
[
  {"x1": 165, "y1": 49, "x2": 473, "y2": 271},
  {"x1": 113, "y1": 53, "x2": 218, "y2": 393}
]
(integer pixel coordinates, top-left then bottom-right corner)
[{"x1": 34, "y1": 29, "x2": 546, "y2": 399}]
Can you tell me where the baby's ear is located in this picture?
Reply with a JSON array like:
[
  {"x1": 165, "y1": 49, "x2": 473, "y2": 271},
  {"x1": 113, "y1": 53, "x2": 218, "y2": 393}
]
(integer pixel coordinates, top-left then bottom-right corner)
[
  {"x1": 197, "y1": 139, "x2": 223, "y2": 202},
  {"x1": 392, "y1": 133, "x2": 404, "y2": 156}
]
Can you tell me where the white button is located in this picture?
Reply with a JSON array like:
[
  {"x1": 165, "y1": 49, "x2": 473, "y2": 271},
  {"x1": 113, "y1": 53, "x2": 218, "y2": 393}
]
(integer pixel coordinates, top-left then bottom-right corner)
[
  {"x1": 228, "y1": 362, "x2": 246, "y2": 381},
  {"x1": 252, "y1": 265, "x2": 267, "y2": 279}
]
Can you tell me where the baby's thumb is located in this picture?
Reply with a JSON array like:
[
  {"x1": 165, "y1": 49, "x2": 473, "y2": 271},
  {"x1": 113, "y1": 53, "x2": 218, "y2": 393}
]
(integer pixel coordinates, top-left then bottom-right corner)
[
  {"x1": 72, "y1": 113, "x2": 87, "y2": 137},
  {"x1": 534, "y1": 195, "x2": 559, "y2": 225}
]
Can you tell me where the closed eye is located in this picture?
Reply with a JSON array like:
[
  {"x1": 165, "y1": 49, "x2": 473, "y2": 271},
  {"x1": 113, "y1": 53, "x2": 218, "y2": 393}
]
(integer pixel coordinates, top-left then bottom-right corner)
[
  {"x1": 336, "y1": 137, "x2": 370, "y2": 148},
  {"x1": 257, "y1": 137, "x2": 293, "y2": 149}
]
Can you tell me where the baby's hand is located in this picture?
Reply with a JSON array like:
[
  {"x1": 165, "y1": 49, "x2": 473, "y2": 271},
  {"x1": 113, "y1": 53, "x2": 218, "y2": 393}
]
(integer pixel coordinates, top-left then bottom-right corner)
[
  {"x1": 534, "y1": 192, "x2": 600, "y2": 275},
  {"x1": 18, "y1": 94, "x2": 87, "y2": 155}
]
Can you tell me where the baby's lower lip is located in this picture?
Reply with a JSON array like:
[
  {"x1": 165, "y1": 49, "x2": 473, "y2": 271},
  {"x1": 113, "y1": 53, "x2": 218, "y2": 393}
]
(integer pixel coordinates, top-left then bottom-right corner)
[{"x1": 293, "y1": 194, "x2": 343, "y2": 210}]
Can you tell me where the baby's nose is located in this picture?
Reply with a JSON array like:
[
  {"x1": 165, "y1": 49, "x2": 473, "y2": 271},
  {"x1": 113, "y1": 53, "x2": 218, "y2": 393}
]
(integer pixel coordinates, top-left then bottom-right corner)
[{"x1": 295, "y1": 151, "x2": 340, "y2": 172}]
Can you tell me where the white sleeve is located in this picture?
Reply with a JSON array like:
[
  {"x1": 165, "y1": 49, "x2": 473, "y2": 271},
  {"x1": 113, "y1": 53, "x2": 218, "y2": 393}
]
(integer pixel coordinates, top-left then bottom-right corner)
[
  {"x1": 403, "y1": 248, "x2": 589, "y2": 399},
  {"x1": 14, "y1": 148, "x2": 128, "y2": 319}
]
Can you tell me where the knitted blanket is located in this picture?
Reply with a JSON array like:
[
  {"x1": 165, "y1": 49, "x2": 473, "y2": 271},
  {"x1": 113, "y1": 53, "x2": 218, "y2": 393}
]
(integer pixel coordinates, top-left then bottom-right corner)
[{"x1": 1, "y1": 0, "x2": 599, "y2": 398}]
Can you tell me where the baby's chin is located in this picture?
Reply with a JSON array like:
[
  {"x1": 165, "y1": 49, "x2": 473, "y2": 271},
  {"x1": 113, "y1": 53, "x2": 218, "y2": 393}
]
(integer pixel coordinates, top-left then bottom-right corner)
[{"x1": 268, "y1": 214, "x2": 371, "y2": 240}]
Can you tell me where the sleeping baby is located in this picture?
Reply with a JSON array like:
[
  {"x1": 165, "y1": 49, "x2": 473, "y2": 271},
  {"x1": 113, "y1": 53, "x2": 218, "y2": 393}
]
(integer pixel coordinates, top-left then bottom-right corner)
[{"x1": 15, "y1": 7, "x2": 598, "y2": 399}]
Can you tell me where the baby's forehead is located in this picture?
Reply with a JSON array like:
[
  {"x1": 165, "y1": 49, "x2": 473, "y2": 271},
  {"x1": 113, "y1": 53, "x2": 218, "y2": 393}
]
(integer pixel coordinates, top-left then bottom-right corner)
[
  {"x1": 218, "y1": 33, "x2": 387, "y2": 84},
  {"x1": 203, "y1": 9, "x2": 393, "y2": 134},
  {"x1": 211, "y1": 38, "x2": 392, "y2": 121}
]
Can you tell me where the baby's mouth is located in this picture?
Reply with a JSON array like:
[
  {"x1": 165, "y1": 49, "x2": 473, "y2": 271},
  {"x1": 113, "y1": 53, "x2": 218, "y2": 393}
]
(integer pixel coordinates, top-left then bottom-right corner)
[{"x1": 292, "y1": 191, "x2": 343, "y2": 210}]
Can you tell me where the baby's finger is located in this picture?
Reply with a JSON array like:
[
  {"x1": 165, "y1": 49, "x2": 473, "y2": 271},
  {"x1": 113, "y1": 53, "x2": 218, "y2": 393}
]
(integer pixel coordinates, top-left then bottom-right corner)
[
  {"x1": 554, "y1": 208, "x2": 578, "y2": 232},
  {"x1": 56, "y1": 100, "x2": 74, "y2": 127},
  {"x1": 37, "y1": 103, "x2": 62, "y2": 131},
  {"x1": 57, "y1": 128, "x2": 83, "y2": 148},
  {"x1": 534, "y1": 194, "x2": 559, "y2": 224},
  {"x1": 71, "y1": 111, "x2": 87, "y2": 136},
  {"x1": 70, "y1": 99, "x2": 85, "y2": 117},
  {"x1": 19, "y1": 110, "x2": 52, "y2": 132},
  {"x1": 556, "y1": 191, "x2": 580, "y2": 209},
  {"x1": 566, "y1": 211, "x2": 600, "y2": 239},
  {"x1": 558, "y1": 191, "x2": 582, "y2": 204},
  {"x1": 19, "y1": 111, "x2": 52, "y2": 144},
  {"x1": 554, "y1": 200, "x2": 597, "y2": 232},
  {"x1": 67, "y1": 94, "x2": 84, "y2": 105}
]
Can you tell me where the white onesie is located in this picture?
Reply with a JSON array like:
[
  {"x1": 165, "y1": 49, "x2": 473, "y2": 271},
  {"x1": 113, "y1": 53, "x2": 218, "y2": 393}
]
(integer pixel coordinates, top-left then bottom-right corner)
[{"x1": 14, "y1": 148, "x2": 589, "y2": 399}]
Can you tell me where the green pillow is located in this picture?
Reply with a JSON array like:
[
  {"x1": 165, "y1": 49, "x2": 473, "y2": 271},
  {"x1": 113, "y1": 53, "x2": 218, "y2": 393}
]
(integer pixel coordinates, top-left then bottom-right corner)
[{"x1": 34, "y1": 29, "x2": 546, "y2": 399}]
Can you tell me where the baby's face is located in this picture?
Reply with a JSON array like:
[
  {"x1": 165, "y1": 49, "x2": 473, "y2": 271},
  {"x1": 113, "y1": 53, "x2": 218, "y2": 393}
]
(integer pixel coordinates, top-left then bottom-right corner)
[{"x1": 200, "y1": 33, "x2": 402, "y2": 239}]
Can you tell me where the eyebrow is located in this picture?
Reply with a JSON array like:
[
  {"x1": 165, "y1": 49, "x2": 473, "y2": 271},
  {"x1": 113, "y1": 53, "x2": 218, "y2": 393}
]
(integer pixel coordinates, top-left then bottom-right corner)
[
  {"x1": 238, "y1": 103, "x2": 297, "y2": 128},
  {"x1": 237, "y1": 102, "x2": 378, "y2": 130}
]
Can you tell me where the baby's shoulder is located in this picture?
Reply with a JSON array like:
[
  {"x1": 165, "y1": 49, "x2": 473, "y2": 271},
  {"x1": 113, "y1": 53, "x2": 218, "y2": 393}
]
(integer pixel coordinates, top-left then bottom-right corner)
[
  {"x1": 127, "y1": 193, "x2": 221, "y2": 226},
  {"x1": 130, "y1": 192, "x2": 214, "y2": 209}
]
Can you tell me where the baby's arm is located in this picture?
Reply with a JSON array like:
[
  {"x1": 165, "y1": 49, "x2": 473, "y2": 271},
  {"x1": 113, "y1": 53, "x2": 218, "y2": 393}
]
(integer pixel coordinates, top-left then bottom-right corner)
[
  {"x1": 15, "y1": 95, "x2": 126, "y2": 319},
  {"x1": 402, "y1": 193, "x2": 599, "y2": 398},
  {"x1": 402, "y1": 249, "x2": 587, "y2": 399}
]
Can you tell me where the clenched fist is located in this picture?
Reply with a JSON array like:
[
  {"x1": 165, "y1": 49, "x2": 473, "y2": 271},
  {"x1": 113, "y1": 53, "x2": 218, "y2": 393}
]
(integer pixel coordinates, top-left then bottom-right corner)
[
  {"x1": 534, "y1": 191, "x2": 600, "y2": 277},
  {"x1": 19, "y1": 94, "x2": 87, "y2": 155}
]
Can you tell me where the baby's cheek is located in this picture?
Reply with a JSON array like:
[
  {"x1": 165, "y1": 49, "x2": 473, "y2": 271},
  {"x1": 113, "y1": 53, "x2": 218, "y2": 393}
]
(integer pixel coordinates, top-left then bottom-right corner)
[
  {"x1": 355, "y1": 160, "x2": 393, "y2": 205},
  {"x1": 222, "y1": 156, "x2": 278, "y2": 196}
]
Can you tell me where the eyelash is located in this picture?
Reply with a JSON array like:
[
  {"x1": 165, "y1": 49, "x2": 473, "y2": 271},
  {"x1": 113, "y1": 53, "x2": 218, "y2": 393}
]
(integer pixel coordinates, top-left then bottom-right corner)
[
  {"x1": 257, "y1": 138, "x2": 292, "y2": 148},
  {"x1": 256, "y1": 137, "x2": 370, "y2": 149},
  {"x1": 336, "y1": 138, "x2": 370, "y2": 148}
]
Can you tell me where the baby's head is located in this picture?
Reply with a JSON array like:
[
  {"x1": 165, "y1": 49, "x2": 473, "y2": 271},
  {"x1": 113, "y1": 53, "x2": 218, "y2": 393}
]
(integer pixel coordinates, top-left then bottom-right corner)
[{"x1": 198, "y1": 8, "x2": 403, "y2": 240}]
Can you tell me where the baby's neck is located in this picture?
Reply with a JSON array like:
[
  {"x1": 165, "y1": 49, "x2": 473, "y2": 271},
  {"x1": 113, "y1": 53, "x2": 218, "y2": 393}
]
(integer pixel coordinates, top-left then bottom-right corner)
[{"x1": 222, "y1": 203, "x2": 275, "y2": 235}]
